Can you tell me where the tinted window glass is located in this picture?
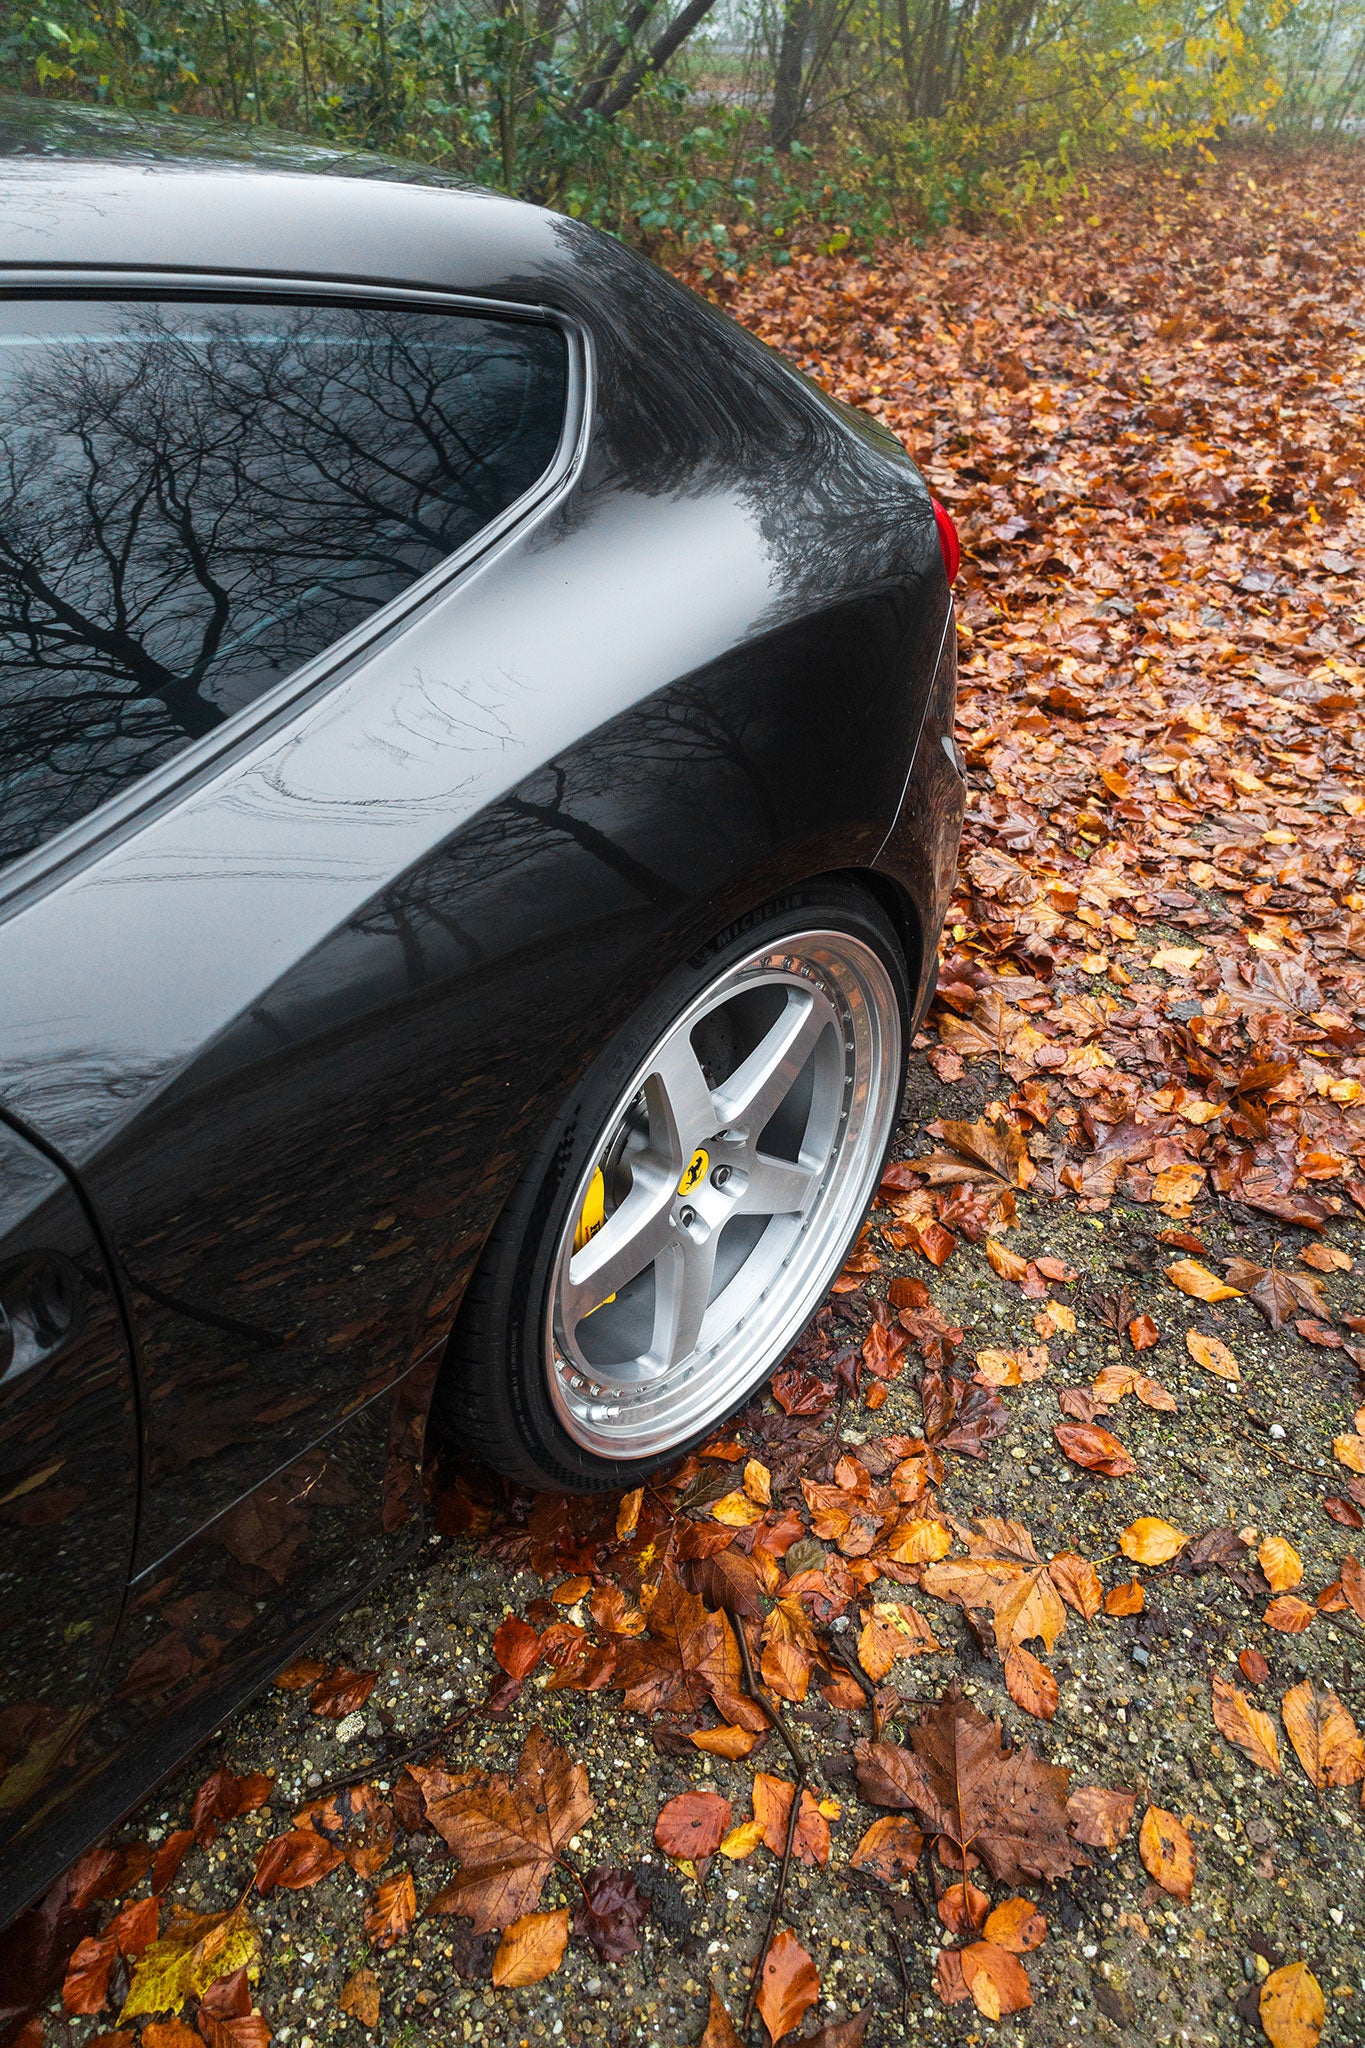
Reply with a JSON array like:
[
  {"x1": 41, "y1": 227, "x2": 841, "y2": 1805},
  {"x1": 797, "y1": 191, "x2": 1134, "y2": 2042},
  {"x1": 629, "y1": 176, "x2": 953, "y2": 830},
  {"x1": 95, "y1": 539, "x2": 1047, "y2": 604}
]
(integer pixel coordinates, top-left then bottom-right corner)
[{"x1": 0, "y1": 299, "x2": 567, "y2": 868}]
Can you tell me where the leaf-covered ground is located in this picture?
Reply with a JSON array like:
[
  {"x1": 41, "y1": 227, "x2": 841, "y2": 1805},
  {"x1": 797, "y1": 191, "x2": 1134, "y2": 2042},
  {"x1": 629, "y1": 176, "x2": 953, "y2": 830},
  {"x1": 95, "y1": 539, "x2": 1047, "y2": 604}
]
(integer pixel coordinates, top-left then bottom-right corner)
[{"x1": 10, "y1": 148, "x2": 1365, "y2": 2048}]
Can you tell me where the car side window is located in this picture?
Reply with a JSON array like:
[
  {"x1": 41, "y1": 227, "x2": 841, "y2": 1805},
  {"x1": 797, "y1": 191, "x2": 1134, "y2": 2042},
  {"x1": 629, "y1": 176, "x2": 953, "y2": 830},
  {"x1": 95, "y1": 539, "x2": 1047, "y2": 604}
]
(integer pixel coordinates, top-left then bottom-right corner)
[{"x1": 0, "y1": 297, "x2": 568, "y2": 870}]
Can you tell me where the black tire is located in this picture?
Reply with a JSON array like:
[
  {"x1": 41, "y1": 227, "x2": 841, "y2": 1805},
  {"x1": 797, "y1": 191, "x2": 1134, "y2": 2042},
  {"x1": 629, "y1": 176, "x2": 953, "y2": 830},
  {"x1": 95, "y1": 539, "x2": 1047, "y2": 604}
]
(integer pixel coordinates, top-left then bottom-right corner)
[{"x1": 432, "y1": 881, "x2": 910, "y2": 1491}]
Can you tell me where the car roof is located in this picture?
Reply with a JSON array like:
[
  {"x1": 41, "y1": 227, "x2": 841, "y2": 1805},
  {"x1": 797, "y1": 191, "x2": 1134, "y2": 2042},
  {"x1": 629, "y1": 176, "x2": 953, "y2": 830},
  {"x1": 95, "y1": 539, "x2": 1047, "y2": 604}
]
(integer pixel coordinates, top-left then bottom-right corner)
[{"x1": 0, "y1": 94, "x2": 566, "y2": 303}]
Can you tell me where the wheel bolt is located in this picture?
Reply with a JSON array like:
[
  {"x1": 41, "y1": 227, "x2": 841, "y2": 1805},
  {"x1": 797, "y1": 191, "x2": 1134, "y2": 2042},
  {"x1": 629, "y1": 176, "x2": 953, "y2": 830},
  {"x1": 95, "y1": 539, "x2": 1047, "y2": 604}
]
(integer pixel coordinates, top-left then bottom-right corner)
[
  {"x1": 679, "y1": 1205, "x2": 696, "y2": 1229},
  {"x1": 711, "y1": 1164, "x2": 732, "y2": 1187}
]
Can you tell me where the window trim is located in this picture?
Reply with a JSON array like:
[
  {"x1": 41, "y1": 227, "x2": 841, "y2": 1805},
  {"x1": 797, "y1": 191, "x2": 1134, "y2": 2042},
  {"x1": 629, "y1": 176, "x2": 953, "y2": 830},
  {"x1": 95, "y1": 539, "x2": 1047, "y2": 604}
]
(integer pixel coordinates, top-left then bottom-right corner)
[{"x1": 0, "y1": 271, "x2": 591, "y2": 922}]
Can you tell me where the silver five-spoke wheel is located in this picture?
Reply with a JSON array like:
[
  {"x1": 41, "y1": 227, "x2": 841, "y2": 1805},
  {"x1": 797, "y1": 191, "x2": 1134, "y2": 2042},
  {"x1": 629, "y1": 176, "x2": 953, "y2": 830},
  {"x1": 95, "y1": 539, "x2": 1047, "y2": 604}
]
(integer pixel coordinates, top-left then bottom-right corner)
[{"x1": 545, "y1": 929, "x2": 902, "y2": 1458}]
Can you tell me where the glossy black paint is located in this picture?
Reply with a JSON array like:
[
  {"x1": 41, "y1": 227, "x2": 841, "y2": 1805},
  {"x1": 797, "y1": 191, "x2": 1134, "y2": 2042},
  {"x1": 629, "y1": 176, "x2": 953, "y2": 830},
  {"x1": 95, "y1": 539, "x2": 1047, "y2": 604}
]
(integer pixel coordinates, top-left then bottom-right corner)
[{"x1": 0, "y1": 143, "x2": 962, "y2": 1927}]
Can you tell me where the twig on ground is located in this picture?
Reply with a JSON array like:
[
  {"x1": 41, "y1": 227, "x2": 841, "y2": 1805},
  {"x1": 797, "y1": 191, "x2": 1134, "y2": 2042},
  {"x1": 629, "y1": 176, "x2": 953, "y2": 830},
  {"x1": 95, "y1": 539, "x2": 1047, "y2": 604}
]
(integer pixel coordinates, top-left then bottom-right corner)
[
  {"x1": 308, "y1": 1701, "x2": 476, "y2": 1797},
  {"x1": 735, "y1": 1615, "x2": 810, "y2": 1781},
  {"x1": 742, "y1": 1730, "x2": 807, "y2": 2037}
]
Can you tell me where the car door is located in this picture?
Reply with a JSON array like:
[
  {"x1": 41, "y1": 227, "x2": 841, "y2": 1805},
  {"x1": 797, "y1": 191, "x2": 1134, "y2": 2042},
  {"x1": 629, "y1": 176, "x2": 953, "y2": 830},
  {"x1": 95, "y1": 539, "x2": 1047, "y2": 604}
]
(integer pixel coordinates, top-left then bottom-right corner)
[{"x1": 0, "y1": 1113, "x2": 138, "y2": 1902}]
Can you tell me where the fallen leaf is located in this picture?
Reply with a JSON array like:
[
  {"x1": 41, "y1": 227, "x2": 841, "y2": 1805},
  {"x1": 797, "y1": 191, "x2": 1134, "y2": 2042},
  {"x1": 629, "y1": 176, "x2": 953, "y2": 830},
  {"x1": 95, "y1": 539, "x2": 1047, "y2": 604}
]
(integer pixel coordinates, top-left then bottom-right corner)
[
  {"x1": 62, "y1": 1934, "x2": 117, "y2": 2015},
  {"x1": 492, "y1": 1617, "x2": 541, "y2": 1681},
  {"x1": 1165, "y1": 1260, "x2": 1241, "y2": 1303},
  {"x1": 569, "y1": 1866, "x2": 650, "y2": 1963},
  {"x1": 490, "y1": 1909, "x2": 568, "y2": 1988},
  {"x1": 654, "y1": 1791, "x2": 732, "y2": 1862},
  {"x1": 1185, "y1": 1330, "x2": 1239, "y2": 1381},
  {"x1": 309, "y1": 1669, "x2": 377, "y2": 1719},
  {"x1": 691, "y1": 1725, "x2": 760, "y2": 1760},
  {"x1": 274, "y1": 1658, "x2": 327, "y2": 1691},
  {"x1": 1053, "y1": 1421, "x2": 1136, "y2": 1477},
  {"x1": 1239, "y1": 1646, "x2": 1271, "y2": 1685},
  {"x1": 1335, "y1": 1434, "x2": 1365, "y2": 1473},
  {"x1": 1065, "y1": 1785, "x2": 1135, "y2": 1850},
  {"x1": 1047, "y1": 1553, "x2": 1103, "y2": 1619},
  {"x1": 752, "y1": 1775, "x2": 831, "y2": 1866},
  {"x1": 1104, "y1": 1580, "x2": 1143, "y2": 1615},
  {"x1": 756, "y1": 1928, "x2": 820, "y2": 2047},
  {"x1": 121, "y1": 1908, "x2": 261, "y2": 2021},
  {"x1": 1224, "y1": 1259, "x2": 1328, "y2": 1331},
  {"x1": 1257, "y1": 1537, "x2": 1303, "y2": 1593},
  {"x1": 1128, "y1": 1314, "x2": 1159, "y2": 1351},
  {"x1": 1004, "y1": 1644, "x2": 1058, "y2": 1720},
  {"x1": 418, "y1": 1726, "x2": 594, "y2": 1932},
  {"x1": 1138, "y1": 1806, "x2": 1195, "y2": 1903},
  {"x1": 849, "y1": 1815, "x2": 924, "y2": 1882},
  {"x1": 982, "y1": 1897, "x2": 1047, "y2": 1953},
  {"x1": 1119, "y1": 1518, "x2": 1188, "y2": 1566},
  {"x1": 364, "y1": 1871, "x2": 415, "y2": 1949},
  {"x1": 857, "y1": 1601, "x2": 942, "y2": 1679},
  {"x1": 1342, "y1": 1554, "x2": 1365, "y2": 1623},
  {"x1": 856, "y1": 1689, "x2": 1085, "y2": 1884},
  {"x1": 937, "y1": 1880, "x2": 989, "y2": 1935},
  {"x1": 1211, "y1": 1675, "x2": 1281, "y2": 1775},
  {"x1": 339, "y1": 1968, "x2": 380, "y2": 2029},
  {"x1": 1280, "y1": 1679, "x2": 1365, "y2": 1789},
  {"x1": 959, "y1": 1940, "x2": 1033, "y2": 2018},
  {"x1": 253, "y1": 1832, "x2": 344, "y2": 1896},
  {"x1": 700, "y1": 1986, "x2": 744, "y2": 2048},
  {"x1": 1259, "y1": 1961, "x2": 1324, "y2": 2048},
  {"x1": 1264, "y1": 1595, "x2": 1315, "y2": 1634},
  {"x1": 718, "y1": 1817, "x2": 767, "y2": 1860}
]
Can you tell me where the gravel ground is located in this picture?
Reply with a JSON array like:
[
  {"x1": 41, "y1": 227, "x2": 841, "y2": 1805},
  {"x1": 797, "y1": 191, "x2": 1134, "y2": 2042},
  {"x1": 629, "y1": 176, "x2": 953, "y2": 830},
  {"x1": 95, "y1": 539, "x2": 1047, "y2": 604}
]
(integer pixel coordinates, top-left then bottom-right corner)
[{"x1": 55, "y1": 1043, "x2": 1365, "y2": 2048}]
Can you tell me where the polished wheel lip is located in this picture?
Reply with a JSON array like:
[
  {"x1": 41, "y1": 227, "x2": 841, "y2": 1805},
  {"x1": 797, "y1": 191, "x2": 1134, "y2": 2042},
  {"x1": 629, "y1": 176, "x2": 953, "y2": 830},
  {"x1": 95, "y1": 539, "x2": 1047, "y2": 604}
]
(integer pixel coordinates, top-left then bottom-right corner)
[{"x1": 544, "y1": 928, "x2": 901, "y2": 1461}]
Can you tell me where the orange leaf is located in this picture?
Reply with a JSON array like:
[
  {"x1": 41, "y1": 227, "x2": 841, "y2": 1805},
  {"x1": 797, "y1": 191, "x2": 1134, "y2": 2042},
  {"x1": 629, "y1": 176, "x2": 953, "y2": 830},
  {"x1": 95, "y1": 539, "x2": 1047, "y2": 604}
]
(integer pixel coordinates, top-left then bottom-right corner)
[
  {"x1": 1128, "y1": 1314, "x2": 1159, "y2": 1351},
  {"x1": 1280, "y1": 1679, "x2": 1365, "y2": 1789},
  {"x1": 253, "y1": 1830, "x2": 343, "y2": 1895},
  {"x1": 1119, "y1": 1518, "x2": 1188, "y2": 1566},
  {"x1": 849, "y1": 1815, "x2": 924, "y2": 1883},
  {"x1": 1210, "y1": 1675, "x2": 1281, "y2": 1776},
  {"x1": 690, "y1": 1725, "x2": 760, "y2": 1760},
  {"x1": 62, "y1": 1934, "x2": 117, "y2": 2015},
  {"x1": 273, "y1": 1657, "x2": 327, "y2": 1692},
  {"x1": 364, "y1": 1870, "x2": 415, "y2": 1949},
  {"x1": 1264, "y1": 1595, "x2": 1315, "y2": 1634},
  {"x1": 1257, "y1": 1536, "x2": 1303, "y2": 1593},
  {"x1": 1004, "y1": 1644, "x2": 1058, "y2": 1720},
  {"x1": 339, "y1": 1968, "x2": 380, "y2": 2030},
  {"x1": 960, "y1": 1941, "x2": 1033, "y2": 2018},
  {"x1": 654, "y1": 1791, "x2": 732, "y2": 1861},
  {"x1": 1138, "y1": 1805, "x2": 1195, "y2": 1903},
  {"x1": 490, "y1": 1908, "x2": 569, "y2": 1988},
  {"x1": 937, "y1": 1880, "x2": 989, "y2": 1935},
  {"x1": 492, "y1": 1616, "x2": 541, "y2": 1680},
  {"x1": 1053, "y1": 1421, "x2": 1136, "y2": 1477},
  {"x1": 1239, "y1": 1646, "x2": 1270, "y2": 1686},
  {"x1": 309, "y1": 1668, "x2": 377, "y2": 1718},
  {"x1": 1165, "y1": 1259, "x2": 1241, "y2": 1302},
  {"x1": 1185, "y1": 1330, "x2": 1239, "y2": 1381},
  {"x1": 1104, "y1": 1580, "x2": 1143, "y2": 1616},
  {"x1": 1065, "y1": 1786, "x2": 1135, "y2": 1850},
  {"x1": 751, "y1": 1774, "x2": 830, "y2": 1866},
  {"x1": 983, "y1": 1897, "x2": 1047, "y2": 1953},
  {"x1": 756, "y1": 1928, "x2": 820, "y2": 2047},
  {"x1": 700, "y1": 1986, "x2": 745, "y2": 2048},
  {"x1": 614, "y1": 1488, "x2": 642, "y2": 1541},
  {"x1": 1259, "y1": 1962, "x2": 1324, "y2": 2048},
  {"x1": 1047, "y1": 1553, "x2": 1102, "y2": 1619}
]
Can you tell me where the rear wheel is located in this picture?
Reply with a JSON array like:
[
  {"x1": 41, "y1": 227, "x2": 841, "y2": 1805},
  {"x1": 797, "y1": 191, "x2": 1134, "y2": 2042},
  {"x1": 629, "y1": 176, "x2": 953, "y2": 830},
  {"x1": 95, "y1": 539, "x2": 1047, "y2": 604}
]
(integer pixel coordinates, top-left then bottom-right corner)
[{"x1": 434, "y1": 883, "x2": 908, "y2": 1490}]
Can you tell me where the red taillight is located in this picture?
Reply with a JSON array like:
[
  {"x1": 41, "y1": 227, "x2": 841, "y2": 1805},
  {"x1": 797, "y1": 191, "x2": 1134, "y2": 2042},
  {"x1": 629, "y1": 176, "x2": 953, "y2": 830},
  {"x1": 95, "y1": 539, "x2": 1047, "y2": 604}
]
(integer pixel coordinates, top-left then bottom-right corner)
[{"x1": 931, "y1": 497, "x2": 960, "y2": 584}]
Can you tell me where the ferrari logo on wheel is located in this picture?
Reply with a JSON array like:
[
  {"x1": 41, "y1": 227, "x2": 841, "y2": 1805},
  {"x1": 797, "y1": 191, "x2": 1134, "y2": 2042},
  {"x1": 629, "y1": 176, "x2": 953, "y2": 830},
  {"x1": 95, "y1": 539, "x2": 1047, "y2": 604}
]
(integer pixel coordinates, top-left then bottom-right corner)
[{"x1": 678, "y1": 1147, "x2": 710, "y2": 1196}]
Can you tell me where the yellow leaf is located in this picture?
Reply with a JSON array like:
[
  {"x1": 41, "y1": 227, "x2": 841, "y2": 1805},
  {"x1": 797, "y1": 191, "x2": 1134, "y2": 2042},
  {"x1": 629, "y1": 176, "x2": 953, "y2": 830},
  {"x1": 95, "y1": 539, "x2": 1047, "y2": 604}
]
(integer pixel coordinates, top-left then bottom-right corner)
[
  {"x1": 743, "y1": 1459, "x2": 771, "y2": 1506},
  {"x1": 1150, "y1": 946, "x2": 1204, "y2": 973},
  {"x1": 615, "y1": 1489, "x2": 642, "y2": 1541},
  {"x1": 1257, "y1": 1536, "x2": 1302, "y2": 1593},
  {"x1": 1166, "y1": 1260, "x2": 1241, "y2": 1303},
  {"x1": 718, "y1": 1817, "x2": 766, "y2": 1860},
  {"x1": 1259, "y1": 1962, "x2": 1324, "y2": 2048},
  {"x1": 882, "y1": 1517, "x2": 953, "y2": 1564},
  {"x1": 1119, "y1": 1518, "x2": 1188, "y2": 1566},
  {"x1": 712, "y1": 1491, "x2": 763, "y2": 1526},
  {"x1": 1185, "y1": 1329, "x2": 1240, "y2": 1381},
  {"x1": 121, "y1": 1908, "x2": 260, "y2": 2020},
  {"x1": 1333, "y1": 1434, "x2": 1365, "y2": 1474},
  {"x1": 491, "y1": 1909, "x2": 568, "y2": 1988}
]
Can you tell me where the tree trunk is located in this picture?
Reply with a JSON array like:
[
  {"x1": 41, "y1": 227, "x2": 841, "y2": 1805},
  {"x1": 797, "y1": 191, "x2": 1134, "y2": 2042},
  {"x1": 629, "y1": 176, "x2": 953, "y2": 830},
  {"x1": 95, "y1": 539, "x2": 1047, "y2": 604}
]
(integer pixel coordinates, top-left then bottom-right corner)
[{"x1": 770, "y1": 0, "x2": 814, "y2": 152}]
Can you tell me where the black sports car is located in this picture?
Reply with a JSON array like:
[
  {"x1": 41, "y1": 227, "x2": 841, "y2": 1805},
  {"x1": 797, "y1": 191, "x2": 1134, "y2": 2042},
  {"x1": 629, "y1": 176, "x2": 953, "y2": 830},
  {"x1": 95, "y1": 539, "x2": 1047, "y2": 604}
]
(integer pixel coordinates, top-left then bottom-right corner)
[{"x1": 0, "y1": 116, "x2": 962, "y2": 1928}]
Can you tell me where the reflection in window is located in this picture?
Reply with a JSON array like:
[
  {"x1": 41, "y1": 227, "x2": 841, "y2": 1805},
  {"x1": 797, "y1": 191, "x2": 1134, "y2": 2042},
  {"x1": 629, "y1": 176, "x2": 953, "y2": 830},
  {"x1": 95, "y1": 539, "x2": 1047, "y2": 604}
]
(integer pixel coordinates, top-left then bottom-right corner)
[{"x1": 0, "y1": 299, "x2": 568, "y2": 867}]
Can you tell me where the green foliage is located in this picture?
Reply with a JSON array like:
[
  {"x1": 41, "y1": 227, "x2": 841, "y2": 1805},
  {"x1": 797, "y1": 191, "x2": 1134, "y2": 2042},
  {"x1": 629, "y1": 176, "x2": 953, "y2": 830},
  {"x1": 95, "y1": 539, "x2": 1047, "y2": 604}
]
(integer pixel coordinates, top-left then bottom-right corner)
[{"x1": 0, "y1": 0, "x2": 1345, "y2": 262}]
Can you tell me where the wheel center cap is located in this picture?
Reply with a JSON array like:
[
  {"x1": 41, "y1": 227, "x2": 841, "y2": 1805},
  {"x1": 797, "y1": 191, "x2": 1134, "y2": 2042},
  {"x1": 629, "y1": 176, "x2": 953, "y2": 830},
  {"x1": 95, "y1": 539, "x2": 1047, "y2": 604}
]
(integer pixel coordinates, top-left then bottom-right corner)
[{"x1": 677, "y1": 1145, "x2": 710, "y2": 1197}]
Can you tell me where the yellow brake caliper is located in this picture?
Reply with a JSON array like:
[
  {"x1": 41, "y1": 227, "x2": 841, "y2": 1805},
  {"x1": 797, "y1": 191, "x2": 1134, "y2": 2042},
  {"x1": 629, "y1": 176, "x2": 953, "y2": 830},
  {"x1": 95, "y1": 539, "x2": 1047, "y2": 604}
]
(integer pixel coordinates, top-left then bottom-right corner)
[{"x1": 574, "y1": 1167, "x2": 615, "y2": 1313}]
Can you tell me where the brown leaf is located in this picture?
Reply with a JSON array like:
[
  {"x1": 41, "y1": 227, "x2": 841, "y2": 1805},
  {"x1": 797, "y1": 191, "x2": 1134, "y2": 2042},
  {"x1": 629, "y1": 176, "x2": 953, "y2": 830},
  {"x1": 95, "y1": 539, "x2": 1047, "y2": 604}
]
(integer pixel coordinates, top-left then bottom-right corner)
[
  {"x1": 983, "y1": 1897, "x2": 1047, "y2": 1953},
  {"x1": 1065, "y1": 1785, "x2": 1135, "y2": 1850},
  {"x1": 1342, "y1": 1553, "x2": 1365, "y2": 1623},
  {"x1": 1239, "y1": 1646, "x2": 1271, "y2": 1685},
  {"x1": 1138, "y1": 1806, "x2": 1195, "y2": 1902},
  {"x1": 699, "y1": 1986, "x2": 745, "y2": 2048},
  {"x1": 569, "y1": 1866, "x2": 649, "y2": 1963},
  {"x1": 1264, "y1": 1595, "x2": 1315, "y2": 1634},
  {"x1": 1004, "y1": 1645, "x2": 1058, "y2": 1720},
  {"x1": 1104, "y1": 1579, "x2": 1143, "y2": 1615},
  {"x1": 1185, "y1": 1330, "x2": 1239, "y2": 1381},
  {"x1": 418, "y1": 1726, "x2": 594, "y2": 1932},
  {"x1": 490, "y1": 1909, "x2": 568, "y2": 1988},
  {"x1": 751, "y1": 1775, "x2": 831, "y2": 1866},
  {"x1": 1280, "y1": 1679, "x2": 1365, "y2": 1789},
  {"x1": 1224, "y1": 1259, "x2": 1329, "y2": 1331},
  {"x1": 849, "y1": 1815, "x2": 924, "y2": 1883},
  {"x1": 959, "y1": 1941, "x2": 1033, "y2": 2017},
  {"x1": 308, "y1": 1669, "x2": 377, "y2": 1719},
  {"x1": 339, "y1": 1968, "x2": 380, "y2": 2029},
  {"x1": 1128, "y1": 1314, "x2": 1159, "y2": 1351},
  {"x1": 1259, "y1": 1961, "x2": 1324, "y2": 2048},
  {"x1": 151, "y1": 1830, "x2": 195, "y2": 1894},
  {"x1": 274, "y1": 1657, "x2": 327, "y2": 1691},
  {"x1": 62, "y1": 1934, "x2": 117, "y2": 2015},
  {"x1": 1053, "y1": 1421, "x2": 1136, "y2": 1477},
  {"x1": 1210, "y1": 1675, "x2": 1281, "y2": 1775},
  {"x1": 1047, "y1": 1553, "x2": 1102, "y2": 1619},
  {"x1": 937, "y1": 1880, "x2": 989, "y2": 1935},
  {"x1": 855, "y1": 1689, "x2": 1084, "y2": 1884},
  {"x1": 253, "y1": 1831, "x2": 343, "y2": 1895},
  {"x1": 108, "y1": 1897, "x2": 159, "y2": 1959},
  {"x1": 492, "y1": 1617, "x2": 541, "y2": 1680},
  {"x1": 756, "y1": 1928, "x2": 820, "y2": 2047},
  {"x1": 364, "y1": 1870, "x2": 415, "y2": 1949},
  {"x1": 654, "y1": 1791, "x2": 732, "y2": 1862},
  {"x1": 614, "y1": 1570, "x2": 755, "y2": 1722}
]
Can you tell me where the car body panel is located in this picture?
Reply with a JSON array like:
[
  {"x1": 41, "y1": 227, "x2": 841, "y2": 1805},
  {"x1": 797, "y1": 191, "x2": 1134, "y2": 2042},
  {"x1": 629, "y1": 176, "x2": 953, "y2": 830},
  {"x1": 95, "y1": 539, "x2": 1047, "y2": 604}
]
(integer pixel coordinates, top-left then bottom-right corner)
[{"x1": 0, "y1": 148, "x2": 959, "y2": 1925}]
